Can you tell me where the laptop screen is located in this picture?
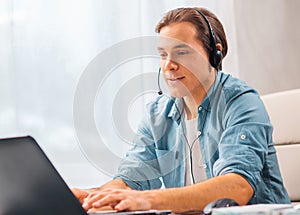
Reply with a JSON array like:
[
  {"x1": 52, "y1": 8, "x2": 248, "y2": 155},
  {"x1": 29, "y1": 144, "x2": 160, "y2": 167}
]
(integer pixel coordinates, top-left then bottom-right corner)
[
  {"x1": 0, "y1": 136, "x2": 172, "y2": 215},
  {"x1": 0, "y1": 136, "x2": 87, "y2": 215}
]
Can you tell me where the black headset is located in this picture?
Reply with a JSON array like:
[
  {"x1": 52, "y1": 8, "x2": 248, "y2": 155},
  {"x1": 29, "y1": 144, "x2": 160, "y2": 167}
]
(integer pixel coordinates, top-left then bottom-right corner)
[{"x1": 195, "y1": 9, "x2": 223, "y2": 71}]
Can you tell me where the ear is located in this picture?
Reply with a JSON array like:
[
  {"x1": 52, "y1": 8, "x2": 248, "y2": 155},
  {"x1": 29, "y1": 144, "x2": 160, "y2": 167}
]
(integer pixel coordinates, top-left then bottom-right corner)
[{"x1": 216, "y1": 43, "x2": 223, "y2": 52}]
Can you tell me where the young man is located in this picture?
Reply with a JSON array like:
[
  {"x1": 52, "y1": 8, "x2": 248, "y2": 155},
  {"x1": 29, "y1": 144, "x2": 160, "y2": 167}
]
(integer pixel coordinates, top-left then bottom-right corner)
[{"x1": 73, "y1": 7, "x2": 290, "y2": 213}]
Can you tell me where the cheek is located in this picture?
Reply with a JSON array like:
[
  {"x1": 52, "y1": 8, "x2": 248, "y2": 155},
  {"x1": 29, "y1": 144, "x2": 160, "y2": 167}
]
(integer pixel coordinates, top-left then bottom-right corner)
[
  {"x1": 178, "y1": 58, "x2": 204, "y2": 74},
  {"x1": 186, "y1": 66, "x2": 211, "y2": 86},
  {"x1": 175, "y1": 57, "x2": 194, "y2": 70},
  {"x1": 159, "y1": 60, "x2": 165, "y2": 68},
  {"x1": 181, "y1": 54, "x2": 210, "y2": 74}
]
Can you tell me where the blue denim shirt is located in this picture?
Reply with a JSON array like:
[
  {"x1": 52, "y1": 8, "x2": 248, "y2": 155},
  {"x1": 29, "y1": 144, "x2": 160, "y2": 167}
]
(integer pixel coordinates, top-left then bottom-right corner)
[{"x1": 115, "y1": 72, "x2": 290, "y2": 204}]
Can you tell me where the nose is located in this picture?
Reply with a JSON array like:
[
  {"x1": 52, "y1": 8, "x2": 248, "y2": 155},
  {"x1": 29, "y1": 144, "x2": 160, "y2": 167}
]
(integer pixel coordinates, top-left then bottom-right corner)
[{"x1": 163, "y1": 58, "x2": 179, "y2": 72}]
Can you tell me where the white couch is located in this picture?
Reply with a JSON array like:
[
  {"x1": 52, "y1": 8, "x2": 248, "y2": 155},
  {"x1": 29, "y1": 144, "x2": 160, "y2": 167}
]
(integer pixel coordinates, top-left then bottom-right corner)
[{"x1": 261, "y1": 89, "x2": 300, "y2": 202}]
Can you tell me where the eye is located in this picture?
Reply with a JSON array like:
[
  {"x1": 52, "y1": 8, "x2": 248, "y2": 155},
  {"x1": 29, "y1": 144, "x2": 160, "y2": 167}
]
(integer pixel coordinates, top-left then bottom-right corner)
[
  {"x1": 177, "y1": 50, "x2": 189, "y2": 56},
  {"x1": 159, "y1": 52, "x2": 168, "y2": 59}
]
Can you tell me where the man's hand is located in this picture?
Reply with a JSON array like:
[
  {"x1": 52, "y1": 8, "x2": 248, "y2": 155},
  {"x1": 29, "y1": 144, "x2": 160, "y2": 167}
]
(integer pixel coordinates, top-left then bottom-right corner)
[
  {"x1": 82, "y1": 188, "x2": 152, "y2": 212},
  {"x1": 71, "y1": 187, "x2": 90, "y2": 204},
  {"x1": 72, "y1": 179, "x2": 134, "y2": 211}
]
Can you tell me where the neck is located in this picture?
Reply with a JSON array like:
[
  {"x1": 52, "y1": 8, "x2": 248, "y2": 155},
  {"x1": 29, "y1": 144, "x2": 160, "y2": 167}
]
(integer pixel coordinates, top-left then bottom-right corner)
[
  {"x1": 183, "y1": 71, "x2": 218, "y2": 120},
  {"x1": 183, "y1": 92, "x2": 205, "y2": 120}
]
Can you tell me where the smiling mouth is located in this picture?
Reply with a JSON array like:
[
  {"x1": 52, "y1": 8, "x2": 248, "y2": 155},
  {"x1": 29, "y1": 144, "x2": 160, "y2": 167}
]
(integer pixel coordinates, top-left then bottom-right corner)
[{"x1": 168, "y1": 77, "x2": 185, "y2": 81}]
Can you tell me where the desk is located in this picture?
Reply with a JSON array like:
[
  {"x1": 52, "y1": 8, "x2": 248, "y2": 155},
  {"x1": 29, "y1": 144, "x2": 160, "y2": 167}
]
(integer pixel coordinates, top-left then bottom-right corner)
[{"x1": 211, "y1": 204, "x2": 300, "y2": 215}]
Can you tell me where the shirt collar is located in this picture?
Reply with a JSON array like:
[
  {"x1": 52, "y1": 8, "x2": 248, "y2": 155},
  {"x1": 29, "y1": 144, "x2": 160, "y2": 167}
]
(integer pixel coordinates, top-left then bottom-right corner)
[
  {"x1": 167, "y1": 71, "x2": 223, "y2": 120},
  {"x1": 200, "y1": 71, "x2": 222, "y2": 111},
  {"x1": 167, "y1": 97, "x2": 184, "y2": 124}
]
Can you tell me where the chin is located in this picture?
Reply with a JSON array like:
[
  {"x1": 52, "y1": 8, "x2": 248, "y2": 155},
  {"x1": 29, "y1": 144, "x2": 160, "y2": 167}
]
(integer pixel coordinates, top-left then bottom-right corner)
[{"x1": 169, "y1": 90, "x2": 186, "y2": 98}]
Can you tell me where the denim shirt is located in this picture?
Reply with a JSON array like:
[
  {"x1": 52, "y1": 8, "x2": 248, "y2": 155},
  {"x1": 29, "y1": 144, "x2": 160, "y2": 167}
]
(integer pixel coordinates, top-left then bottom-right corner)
[{"x1": 115, "y1": 72, "x2": 290, "y2": 204}]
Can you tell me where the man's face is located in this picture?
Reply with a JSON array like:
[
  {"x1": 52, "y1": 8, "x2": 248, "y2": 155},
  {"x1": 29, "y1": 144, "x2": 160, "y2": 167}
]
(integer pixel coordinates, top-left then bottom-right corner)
[{"x1": 157, "y1": 21, "x2": 213, "y2": 99}]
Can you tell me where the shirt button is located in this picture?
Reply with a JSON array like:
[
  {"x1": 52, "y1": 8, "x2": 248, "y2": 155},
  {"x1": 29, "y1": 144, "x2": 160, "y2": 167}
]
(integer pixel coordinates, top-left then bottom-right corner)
[
  {"x1": 198, "y1": 162, "x2": 207, "y2": 168},
  {"x1": 240, "y1": 134, "x2": 246, "y2": 140},
  {"x1": 197, "y1": 131, "x2": 202, "y2": 136},
  {"x1": 198, "y1": 106, "x2": 202, "y2": 111}
]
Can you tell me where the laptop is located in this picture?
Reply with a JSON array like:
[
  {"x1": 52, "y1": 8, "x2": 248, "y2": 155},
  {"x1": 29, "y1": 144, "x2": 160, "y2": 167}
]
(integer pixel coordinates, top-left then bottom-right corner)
[{"x1": 0, "y1": 136, "x2": 171, "y2": 215}]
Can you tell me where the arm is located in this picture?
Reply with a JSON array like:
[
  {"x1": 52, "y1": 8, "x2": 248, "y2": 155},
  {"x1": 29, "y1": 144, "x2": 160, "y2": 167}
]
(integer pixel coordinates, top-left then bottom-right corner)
[
  {"x1": 82, "y1": 173, "x2": 253, "y2": 213},
  {"x1": 147, "y1": 173, "x2": 253, "y2": 212}
]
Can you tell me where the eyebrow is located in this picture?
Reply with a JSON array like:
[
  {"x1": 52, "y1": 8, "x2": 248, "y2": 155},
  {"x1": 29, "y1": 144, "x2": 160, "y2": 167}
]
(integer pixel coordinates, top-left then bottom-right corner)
[{"x1": 157, "y1": 43, "x2": 191, "y2": 51}]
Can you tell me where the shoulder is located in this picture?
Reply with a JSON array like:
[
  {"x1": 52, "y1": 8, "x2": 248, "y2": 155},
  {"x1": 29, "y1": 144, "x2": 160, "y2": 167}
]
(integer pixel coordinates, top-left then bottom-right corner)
[
  {"x1": 136, "y1": 95, "x2": 179, "y2": 141},
  {"x1": 145, "y1": 95, "x2": 176, "y2": 117},
  {"x1": 216, "y1": 72, "x2": 270, "y2": 123},
  {"x1": 219, "y1": 72, "x2": 259, "y2": 103}
]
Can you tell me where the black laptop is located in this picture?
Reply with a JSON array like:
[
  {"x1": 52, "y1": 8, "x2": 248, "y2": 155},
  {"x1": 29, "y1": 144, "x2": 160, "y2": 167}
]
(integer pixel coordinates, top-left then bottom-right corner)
[{"x1": 0, "y1": 136, "x2": 171, "y2": 215}]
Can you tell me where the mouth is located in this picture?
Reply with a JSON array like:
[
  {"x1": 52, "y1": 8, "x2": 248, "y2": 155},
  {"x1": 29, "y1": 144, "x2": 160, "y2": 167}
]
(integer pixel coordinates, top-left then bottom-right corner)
[{"x1": 168, "y1": 77, "x2": 185, "y2": 82}]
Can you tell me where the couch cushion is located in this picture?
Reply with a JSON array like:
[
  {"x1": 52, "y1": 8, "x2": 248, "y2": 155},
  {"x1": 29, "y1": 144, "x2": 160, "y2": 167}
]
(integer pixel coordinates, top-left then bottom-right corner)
[
  {"x1": 261, "y1": 89, "x2": 300, "y2": 145},
  {"x1": 261, "y1": 89, "x2": 300, "y2": 202},
  {"x1": 275, "y1": 144, "x2": 300, "y2": 201}
]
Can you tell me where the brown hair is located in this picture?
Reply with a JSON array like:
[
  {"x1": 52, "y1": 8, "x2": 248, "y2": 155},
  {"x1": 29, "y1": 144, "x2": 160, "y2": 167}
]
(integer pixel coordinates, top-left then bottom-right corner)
[{"x1": 156, "y1": 7, "x2": 228, "y2": 70}]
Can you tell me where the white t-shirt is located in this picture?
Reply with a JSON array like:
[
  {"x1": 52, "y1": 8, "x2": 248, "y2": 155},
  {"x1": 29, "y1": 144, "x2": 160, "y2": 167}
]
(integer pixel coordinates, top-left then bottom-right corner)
[{"x1": 184, "y1": 116, "x2": 207, "y2": 185}]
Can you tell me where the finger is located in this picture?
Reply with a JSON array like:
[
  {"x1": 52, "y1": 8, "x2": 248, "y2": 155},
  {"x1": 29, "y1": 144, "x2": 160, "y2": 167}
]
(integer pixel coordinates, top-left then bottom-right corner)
[
  {"x1": 114, "y1": 199, "x2": 132, "y2": 211},
  {"x1": 82, "y1": 200, "x2": 93, "y2": 211},
  {"x1": 92, "y1": 193, "x2": 124, "y2": 208},
  {"x1": 83, "y1": 194, "x2": 104, "y2": 210},
  {"x1": 71, "y1": 188, "x2": 89, "y2": 204},
  {"x1": 83, "y1": 189, "x2": 119, "y2": 210},
  {"x1": 87, "y1": 205, "x2": 116, "y2": 213},
  {"x1": 85, "y1": 188, "x2": 115, "y2": 201},
  {"x1": 91, "y1": 189, "x2": 124, "y2": 204},
  {"x1": 84, "y1": 192, "x2": 98, "y2": 202},
  {"x1": 84, "y1": 192, "x2": 107, "y2": 205}
]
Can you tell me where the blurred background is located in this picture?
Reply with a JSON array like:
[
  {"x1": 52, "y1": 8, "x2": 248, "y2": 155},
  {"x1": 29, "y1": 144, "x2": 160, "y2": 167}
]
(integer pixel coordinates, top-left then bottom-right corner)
[{"x1": 0, "y1": 0, "x2": 299, "y2": 188}]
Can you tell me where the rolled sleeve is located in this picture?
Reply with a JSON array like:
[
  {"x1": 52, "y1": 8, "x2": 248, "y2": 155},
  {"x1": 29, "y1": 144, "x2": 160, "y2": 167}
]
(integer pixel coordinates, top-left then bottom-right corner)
[
  {"x1": 213, "y1": 123, "x2": 270, "y2": 192},
  {"x1": 114, "y1": 117, "x2": 162, "y2": 190},
  {"x1": 213, "y1": 92, "x2": 272, "y2": 193}
]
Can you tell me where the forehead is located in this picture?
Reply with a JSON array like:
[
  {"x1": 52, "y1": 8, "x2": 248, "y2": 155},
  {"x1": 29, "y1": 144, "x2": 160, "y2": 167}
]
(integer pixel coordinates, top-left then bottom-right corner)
[{"x1": 158, "y1": 22, "x2": 200, "y2": 49}]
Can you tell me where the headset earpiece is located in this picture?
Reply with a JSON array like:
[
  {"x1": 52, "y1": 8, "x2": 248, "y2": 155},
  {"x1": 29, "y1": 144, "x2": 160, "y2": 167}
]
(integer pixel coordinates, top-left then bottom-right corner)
[
  {"x1": 213, "y1": 49, "x2": 223, "y2": 70},
  {"x1": 196, "y1": 9, "x2": 223, "y2": 71}
]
